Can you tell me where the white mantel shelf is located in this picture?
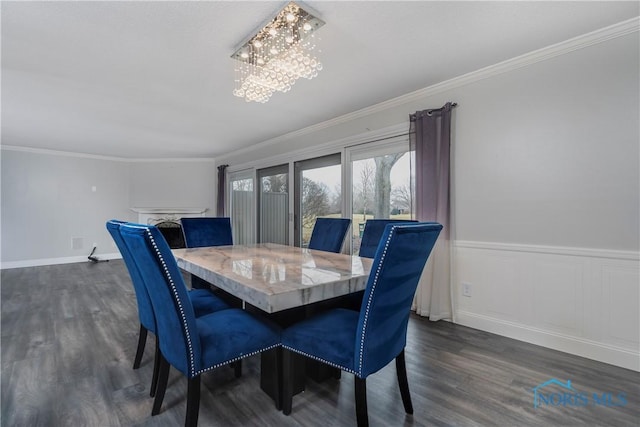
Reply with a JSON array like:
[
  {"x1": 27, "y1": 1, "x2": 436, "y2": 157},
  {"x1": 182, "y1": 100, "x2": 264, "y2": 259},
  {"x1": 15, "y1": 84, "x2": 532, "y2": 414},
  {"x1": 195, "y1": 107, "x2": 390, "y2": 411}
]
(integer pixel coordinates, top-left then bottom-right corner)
[{"x1": 130, "y1": 207, "x2": 208, "y2": 214}]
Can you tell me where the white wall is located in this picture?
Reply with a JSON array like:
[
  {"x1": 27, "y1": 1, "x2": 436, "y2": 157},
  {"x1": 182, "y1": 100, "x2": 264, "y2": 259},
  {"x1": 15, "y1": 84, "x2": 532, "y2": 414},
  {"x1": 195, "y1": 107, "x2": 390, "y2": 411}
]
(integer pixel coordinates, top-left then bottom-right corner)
[
  {"x1": 221, "y1": 32, "x2": 639, "y2": 252},
  {"x1": 0, "y1": 149, "x2": 216, "y2": 267},
  {"x1": 217, "y1": 27, "x2": 640, "y2": 369},
  {"x1": 129, "y1": 161, "x2": 215, "y2": 209},
  {"x1": 452, "y1": 34, "x2": 639, "y2": 251}
]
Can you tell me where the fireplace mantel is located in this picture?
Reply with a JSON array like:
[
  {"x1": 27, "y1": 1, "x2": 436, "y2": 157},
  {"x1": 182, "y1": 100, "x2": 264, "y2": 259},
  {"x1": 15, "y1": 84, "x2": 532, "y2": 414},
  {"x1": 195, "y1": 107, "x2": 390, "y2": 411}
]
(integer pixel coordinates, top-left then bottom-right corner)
[{"x1": 131, "y1": 207, "x2": 208, "y2": 225}]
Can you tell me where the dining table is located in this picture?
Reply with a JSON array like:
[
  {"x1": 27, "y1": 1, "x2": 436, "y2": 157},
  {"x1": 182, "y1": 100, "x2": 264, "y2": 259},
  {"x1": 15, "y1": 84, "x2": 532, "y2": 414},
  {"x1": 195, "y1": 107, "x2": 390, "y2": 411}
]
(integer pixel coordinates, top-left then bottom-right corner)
[
  {"x1": 172, "y1": 242, "x2": 374, "y2": 403},
  {"x1": 172, "y1": 242, "x2": 373, "y2": 313}
]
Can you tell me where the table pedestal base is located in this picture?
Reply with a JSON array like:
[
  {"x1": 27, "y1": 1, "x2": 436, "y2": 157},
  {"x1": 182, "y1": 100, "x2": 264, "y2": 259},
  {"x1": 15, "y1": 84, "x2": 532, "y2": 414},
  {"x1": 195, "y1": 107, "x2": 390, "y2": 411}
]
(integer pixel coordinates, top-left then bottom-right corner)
[{"x1": 260, "y1": 348, "x2": 305, "y2": 405}]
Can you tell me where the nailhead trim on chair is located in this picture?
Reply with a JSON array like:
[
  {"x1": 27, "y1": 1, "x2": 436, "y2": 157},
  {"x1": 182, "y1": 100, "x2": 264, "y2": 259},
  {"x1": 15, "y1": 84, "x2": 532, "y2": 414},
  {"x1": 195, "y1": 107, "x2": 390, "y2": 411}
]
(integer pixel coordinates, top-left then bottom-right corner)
[
  {"x1": 127, "y1": 223, "x2": 282, "y2": 380},
  {"x1": 282, "y1": 345, "x2": 357, "y2": 376},
  {"x1": 357, "y1": 225, "x2": 396, "y2": 378},
  {"x1": 146, "y1": 227, "x2": 198, "y2": 378},
  {"x1": 195, "y1": 343, "x2": 281, "y2": 376},
  {"x1": 127, "y1": 224, "x2": 198, "y2": 378},
  {"x1": 282, "y1": 227, "x2": 398, "y2": 380}
]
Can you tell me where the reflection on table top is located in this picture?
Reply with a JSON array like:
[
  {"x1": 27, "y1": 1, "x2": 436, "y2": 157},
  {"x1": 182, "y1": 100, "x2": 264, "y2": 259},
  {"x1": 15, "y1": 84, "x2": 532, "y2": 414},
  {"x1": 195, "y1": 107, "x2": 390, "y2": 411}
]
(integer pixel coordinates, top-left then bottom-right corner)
[{"x1": 173, "y1": 243, "x2": 373, "y2": 313}]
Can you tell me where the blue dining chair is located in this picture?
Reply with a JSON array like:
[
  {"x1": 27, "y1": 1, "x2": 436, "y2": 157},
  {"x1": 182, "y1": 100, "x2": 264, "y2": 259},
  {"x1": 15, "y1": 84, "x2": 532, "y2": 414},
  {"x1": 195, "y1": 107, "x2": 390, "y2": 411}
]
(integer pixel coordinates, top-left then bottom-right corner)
[
  {"x1": 281, "y1": 222, "x2": 443, "y2": 426},
  {"x1": 181, "y1": 217, "x2": 233, "y2": 248},
  {"x1": 181, "y1": 217, "x2": 233, "y2": 290},
  {"x1": 358, "y1": 219, "x2": 418, "y2": 259},
  {"x1": 106, "y1": 220, "x2": 232, "y2": 400},
  {"x1": 308, "y1": 217, "x2": 351, "y2": 253},
  {"x1": 118, "y1": 222, "x2": 282, "y2": 427},
  {"x1": 343, "y1": 219, "x2": 420, "y2": 310}
]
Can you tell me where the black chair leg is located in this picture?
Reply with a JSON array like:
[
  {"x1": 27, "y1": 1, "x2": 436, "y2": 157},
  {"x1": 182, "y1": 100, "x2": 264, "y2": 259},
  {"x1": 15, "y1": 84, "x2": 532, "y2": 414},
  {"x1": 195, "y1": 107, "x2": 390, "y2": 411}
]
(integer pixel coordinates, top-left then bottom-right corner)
[
  {"x1": 133, "y1": 324, "x2": 147, "y2": 369},
  {"x1": 282, "y1": 349, "x2": 293, "y2": 415},
  {"x1": 355, "y1": 376, "x2": 368, "y2": 427},
  {"x1": 150, "y1": 337, "x2": 160, "y2": 397},
  {"x1": 395, "y1": 349, "x2": 413, "y2": 414},
  {"x1": 274, "y1": 347, "x2": 282, "y2": 411},
  {"x1": 332, "y1": 368, "x2": 342, "y2": 380},
  {"x1": 185, "y1": 376, "x2": 201, "y2": 427},
  {"x1": 232, "y1": 360, "x2": 242, "y2": 378},
  {"x1": 152, "y1": 354, "x2": 170, "y2": 416}
]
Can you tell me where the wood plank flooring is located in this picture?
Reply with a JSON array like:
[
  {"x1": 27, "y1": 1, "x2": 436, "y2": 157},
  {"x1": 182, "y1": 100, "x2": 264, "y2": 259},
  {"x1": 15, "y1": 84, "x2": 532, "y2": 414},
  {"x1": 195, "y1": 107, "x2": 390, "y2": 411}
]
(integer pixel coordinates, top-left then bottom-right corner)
[{"x1": 2, "y1": 260, "x2": 639, "y2": 426}]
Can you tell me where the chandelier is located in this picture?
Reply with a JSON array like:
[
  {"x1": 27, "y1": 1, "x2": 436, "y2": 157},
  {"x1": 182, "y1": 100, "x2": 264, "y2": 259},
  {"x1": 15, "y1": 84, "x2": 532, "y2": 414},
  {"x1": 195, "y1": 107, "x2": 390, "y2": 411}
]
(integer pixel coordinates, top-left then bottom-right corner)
[{"x1": 231, "y1": 2, "x2": 325, "y2": 103}]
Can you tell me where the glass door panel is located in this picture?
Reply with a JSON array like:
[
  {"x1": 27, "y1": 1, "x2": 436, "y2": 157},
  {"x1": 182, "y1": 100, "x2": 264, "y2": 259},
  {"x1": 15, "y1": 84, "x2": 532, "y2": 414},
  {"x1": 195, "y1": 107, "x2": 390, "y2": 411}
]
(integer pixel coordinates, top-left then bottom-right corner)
[
  {"x1": 257, "y1": 164, "x2": 289, "y2": 245},
  {"x1": 350, "y1": 143, "x2": 412, "y2": 254},
  {"x1": 229, "y1": 170, "x2": 256, "y2": 245},
  {"x1": 294, "y1": 154, "x2": 342, "y2": 248}
]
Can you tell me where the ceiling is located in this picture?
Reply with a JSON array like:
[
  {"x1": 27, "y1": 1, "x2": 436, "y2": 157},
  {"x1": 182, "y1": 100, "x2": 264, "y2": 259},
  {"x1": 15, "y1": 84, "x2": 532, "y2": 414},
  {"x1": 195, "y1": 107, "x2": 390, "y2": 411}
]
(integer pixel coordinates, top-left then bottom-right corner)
[{"x1": 2, "y1": 1, "x2": 638, "y2": 159}]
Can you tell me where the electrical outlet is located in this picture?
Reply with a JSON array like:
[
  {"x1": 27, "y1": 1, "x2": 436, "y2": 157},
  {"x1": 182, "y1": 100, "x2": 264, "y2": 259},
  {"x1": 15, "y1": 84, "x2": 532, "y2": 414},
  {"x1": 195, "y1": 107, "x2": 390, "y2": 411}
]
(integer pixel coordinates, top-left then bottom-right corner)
[{"x1": 462, "y1": 282, "x2": 472, "y2": 297}]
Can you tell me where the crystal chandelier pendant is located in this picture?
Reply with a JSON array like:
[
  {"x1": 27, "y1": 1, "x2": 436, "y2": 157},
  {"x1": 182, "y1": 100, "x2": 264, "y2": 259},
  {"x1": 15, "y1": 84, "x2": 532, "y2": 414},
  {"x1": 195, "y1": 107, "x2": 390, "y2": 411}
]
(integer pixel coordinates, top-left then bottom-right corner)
[{"x1": 231, "y1": 2, "x2": 325, "y2": 103}]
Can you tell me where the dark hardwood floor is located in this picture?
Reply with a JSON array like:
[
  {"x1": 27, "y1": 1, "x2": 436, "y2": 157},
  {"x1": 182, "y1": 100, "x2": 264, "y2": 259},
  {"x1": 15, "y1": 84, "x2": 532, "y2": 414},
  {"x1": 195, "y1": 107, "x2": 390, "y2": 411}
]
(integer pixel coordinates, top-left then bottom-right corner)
[{"x1": 2, "y1": 260, "x2": 638, "y2": 426}]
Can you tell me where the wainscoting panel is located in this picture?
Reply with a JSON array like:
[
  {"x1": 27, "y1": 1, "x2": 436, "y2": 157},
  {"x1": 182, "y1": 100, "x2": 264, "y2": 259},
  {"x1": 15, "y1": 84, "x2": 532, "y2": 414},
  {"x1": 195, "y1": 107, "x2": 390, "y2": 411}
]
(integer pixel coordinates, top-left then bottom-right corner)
[
  {"x1": 601, "y1": 262, "x2": 640, "y2": 349},
  {"x1": 454, "y1": 241, "x2": 640, "y2": 371},
  {"x1": 482, "y1": 252, "x2": 521, "y2": 323},
  {"x1": 531, "y1": 257, "x2": 585, "y2": 337}
]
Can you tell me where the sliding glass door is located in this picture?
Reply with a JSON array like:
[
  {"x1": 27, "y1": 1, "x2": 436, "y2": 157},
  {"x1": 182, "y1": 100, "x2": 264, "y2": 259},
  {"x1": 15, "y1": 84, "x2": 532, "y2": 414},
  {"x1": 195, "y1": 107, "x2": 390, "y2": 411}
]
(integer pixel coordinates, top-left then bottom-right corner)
[
  {"x1": 228, "y1": 170, "x2": 256, "y2": 245},
  {"x1": 347, "y1": 137, "x2": 413, "y2": 254},
  {"x1": 226, "y1": 136, "x2": 412, "y2": 253},
  {"x1": 257, "y1": 164, "x2": 289, "y2": 245},
  {"x1": 293, "y1": 153, "x2": 342, "y2": 248}
]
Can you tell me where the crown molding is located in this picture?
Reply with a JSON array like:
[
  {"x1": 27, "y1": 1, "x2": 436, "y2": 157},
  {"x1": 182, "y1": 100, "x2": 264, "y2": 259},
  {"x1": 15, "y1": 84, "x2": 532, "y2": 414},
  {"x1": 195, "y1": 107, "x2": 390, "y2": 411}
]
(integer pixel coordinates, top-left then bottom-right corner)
[
  {"x1": 218, "y1": 16, "x2": 639, "y2": 163},
  {"x1": 365, "y1": 16, "x2": 640, "y2": 114},
  {"x1": 1, "y1": 145, "x2": 128, "y2": 161},
  {"x1": 3, "y1": 17, "x2": 637, "y2": 163},
  {"x1": 0, "y1": 145, "x2": 215, "y2": 162},
  {"x1": 225, "y1": 123, "x2": 408, "y2": 173}
]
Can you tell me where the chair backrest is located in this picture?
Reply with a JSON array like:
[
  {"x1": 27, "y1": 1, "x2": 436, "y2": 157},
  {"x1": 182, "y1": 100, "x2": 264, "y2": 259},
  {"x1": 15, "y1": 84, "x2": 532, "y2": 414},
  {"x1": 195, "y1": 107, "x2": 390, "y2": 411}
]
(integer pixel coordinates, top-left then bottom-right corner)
[
  {"x1": 106, "y1": 220, "x2": 156, "y2": 334},
  {"x1": 358, "y1": 219, "x2": 418, "y2": 259},
  {"x1": 181, "y1": 217, "x2": 233, "y2": 248},
  {"x1": 355, "y1": 222, "x2": 442, "y2": 378},
  {"x1": 307, "y1": 218, "x2": 351, "y2": 253},
  {"x1": 119, "y1": 223, "x2": 202, "y2": 378}
]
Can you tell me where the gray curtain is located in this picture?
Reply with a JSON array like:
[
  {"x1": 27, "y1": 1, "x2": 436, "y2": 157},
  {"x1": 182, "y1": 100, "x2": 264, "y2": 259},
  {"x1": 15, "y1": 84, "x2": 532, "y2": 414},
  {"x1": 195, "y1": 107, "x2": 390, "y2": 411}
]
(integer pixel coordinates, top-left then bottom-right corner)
[
  {"x1": 216, "y1": 164, "x2": 228, "y2": 217},
  {"x1": 409, "y1": 102, "x2": 455, "y2": 321}
]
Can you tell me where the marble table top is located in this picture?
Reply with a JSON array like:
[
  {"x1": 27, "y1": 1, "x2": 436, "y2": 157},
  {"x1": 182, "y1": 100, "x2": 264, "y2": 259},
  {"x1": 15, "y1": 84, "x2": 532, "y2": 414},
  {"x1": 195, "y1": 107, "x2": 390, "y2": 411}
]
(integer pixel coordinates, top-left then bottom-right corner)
[{"x1": 173, "y1": 243, "x2": 373, "y2": 313}]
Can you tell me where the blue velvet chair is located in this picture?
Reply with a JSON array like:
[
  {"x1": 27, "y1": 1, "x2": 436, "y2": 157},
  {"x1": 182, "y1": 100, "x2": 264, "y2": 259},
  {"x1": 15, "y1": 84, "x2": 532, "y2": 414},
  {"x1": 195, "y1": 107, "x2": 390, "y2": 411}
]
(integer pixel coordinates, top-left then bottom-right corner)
[
  {"x1": 181, "y1": 217, "x2": 233, "y2": 248},
  {"x1": 358, "y1": 219, "x2": 418, "y2": 259},
  {"x1": 281, "y1": 223, "x2": 443, "y2": 426},
  {"x1": 307, "y1": 217, "x2": 351, "y2": 253},
  {"x1": 106, "y1": 220, "x2": 232, "y2": 400},
  {"x1": 181, "y1": 217, "x2": 233, "y2": 290},
  {"x1": 118, "y1": 222, "x2": 281, "y2": 427},
  {"x1": 343, "y1": 219, "x2": 420, "y2": 311}
]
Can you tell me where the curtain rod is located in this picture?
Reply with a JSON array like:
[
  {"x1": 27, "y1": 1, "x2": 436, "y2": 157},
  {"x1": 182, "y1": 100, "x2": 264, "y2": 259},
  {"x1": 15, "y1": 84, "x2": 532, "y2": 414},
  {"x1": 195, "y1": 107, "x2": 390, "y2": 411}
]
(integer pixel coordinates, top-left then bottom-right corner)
[{"x1": 410, "y1": 102, "x2": 457, "y2": 120}]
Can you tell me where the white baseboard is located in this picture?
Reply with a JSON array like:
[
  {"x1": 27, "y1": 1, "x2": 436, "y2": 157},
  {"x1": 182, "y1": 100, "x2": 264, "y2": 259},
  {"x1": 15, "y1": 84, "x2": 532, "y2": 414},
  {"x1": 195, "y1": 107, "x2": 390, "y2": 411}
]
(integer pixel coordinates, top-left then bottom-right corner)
[
  {"x1": 456, "y1": 310, "x2": 640, "y2": 372},
  {"x1": 1, "y1": 252, "x2": 122, "y2": 269}
]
